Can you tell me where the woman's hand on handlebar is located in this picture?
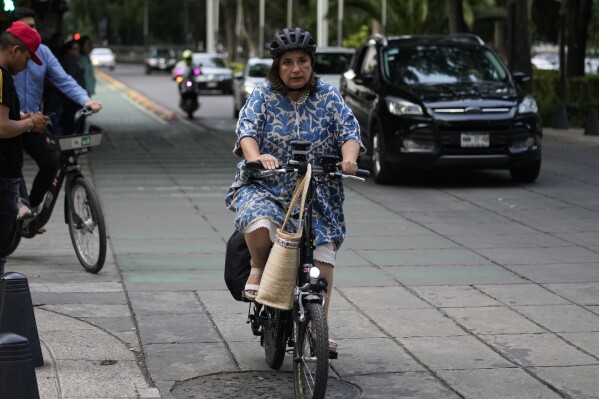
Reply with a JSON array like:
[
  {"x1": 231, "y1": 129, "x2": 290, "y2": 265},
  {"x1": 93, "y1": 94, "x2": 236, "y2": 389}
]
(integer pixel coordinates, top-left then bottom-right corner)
[
  {"x1": 252, "y1": 154, "x2": 280, "y2": 170},
  {"x1": 83, "y1": 100, "x2": 103, "y2": 113},
  {"x1": 336, "y1": 159, "x2": 359, "y2": 175}
]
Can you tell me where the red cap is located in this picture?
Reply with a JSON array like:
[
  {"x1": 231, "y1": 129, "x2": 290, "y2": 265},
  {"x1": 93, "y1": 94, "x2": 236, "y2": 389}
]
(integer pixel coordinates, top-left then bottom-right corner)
[{"x1": 6, "y1": 21, "x2": 42, "y2": 65}]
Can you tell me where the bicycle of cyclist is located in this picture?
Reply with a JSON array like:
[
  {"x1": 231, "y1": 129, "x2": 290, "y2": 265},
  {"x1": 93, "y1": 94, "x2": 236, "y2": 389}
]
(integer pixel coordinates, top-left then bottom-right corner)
[
  {"x1": 245, "y1": 140, "x2": 369, "y2": 399},
  {"x1": 8, "y1": 107, "x2": 107, "y2": 273}
]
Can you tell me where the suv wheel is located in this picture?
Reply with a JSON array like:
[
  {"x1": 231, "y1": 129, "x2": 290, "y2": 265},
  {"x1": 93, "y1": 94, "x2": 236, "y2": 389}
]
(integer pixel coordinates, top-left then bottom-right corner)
[
  {"x1": 372, "y1": 126, "x2": 393, "y2": 184},
  {"x1": 510, "y1": 159, "x2": 541, "y2": 183}
]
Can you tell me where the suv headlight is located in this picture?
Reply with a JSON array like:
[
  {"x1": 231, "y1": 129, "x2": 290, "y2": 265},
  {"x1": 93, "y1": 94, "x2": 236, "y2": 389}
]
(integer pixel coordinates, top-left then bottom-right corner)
[
  {"x1": 386, "y1": 97, "x2": 423, "y2": 116},
  {"x1": 518, "y1": 95, "x2": 538, "y2": 114}
]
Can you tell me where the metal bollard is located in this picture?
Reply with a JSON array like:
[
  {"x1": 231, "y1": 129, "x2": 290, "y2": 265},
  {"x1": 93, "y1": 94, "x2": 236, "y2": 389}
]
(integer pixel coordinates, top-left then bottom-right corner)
[
  {"x1": 0, "y1": 332, "x2": 40, "y2": 399},
  {"x1": 0, "y1": 272, "x2": 43, "y2": 367},
  {"x1": 584, "y1": 108, "x2": 599, "y2": 136}
]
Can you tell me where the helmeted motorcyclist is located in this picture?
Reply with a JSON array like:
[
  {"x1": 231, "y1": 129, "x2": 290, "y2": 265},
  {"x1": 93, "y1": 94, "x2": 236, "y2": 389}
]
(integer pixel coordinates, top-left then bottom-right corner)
[
  {"x1": 172, "y1": 49, "x2": 201, "y2": 118},
  {"x1": 172, "y1": 49, "x2": 196, "y2": 80}
]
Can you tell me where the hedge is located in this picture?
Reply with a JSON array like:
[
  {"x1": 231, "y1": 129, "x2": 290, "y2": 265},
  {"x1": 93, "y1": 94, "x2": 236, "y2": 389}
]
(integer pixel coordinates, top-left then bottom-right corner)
[{"x1": 531, "y1": 70, "x2": 599, "y2": 127}]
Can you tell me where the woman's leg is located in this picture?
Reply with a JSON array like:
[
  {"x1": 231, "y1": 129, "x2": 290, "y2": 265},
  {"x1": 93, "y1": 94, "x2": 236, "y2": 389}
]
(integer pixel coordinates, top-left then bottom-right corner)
[
  {"x1": 315, "y1": 261, "x2": 334, "y2": 317},
  {"x1": 243, "y1": 227, "x2": 271, "y2": 296}
]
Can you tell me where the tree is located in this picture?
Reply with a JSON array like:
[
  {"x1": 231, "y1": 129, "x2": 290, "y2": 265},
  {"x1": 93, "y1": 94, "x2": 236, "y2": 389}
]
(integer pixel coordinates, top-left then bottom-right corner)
[
  {"x1": 565, "y1": 0, "x2": 593, "y2": 76},
  {"x1": 447, "y1": 0, "x2": 469, "y2": 33}
]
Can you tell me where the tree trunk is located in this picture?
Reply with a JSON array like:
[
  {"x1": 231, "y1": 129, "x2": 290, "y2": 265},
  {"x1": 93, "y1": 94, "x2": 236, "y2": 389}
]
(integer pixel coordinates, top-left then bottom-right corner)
[
  {"x1": 565, "y1": 0, "x2": 592, "y2": 77},
  {"x1": 447, "y1": 0, "x2": 468, "y2": 33},
  {"x1": 508, "y1": 0, "x2": 532, "y2": 84},
  {"x1": 223, "y1": 1, "x2": 237, "y2": 62}
]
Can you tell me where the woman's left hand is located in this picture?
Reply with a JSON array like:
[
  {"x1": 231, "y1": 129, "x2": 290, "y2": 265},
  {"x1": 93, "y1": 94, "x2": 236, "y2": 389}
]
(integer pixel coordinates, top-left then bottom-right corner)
[{"x1": 336, "y1": 160, "x2": 359, "y2": 175}]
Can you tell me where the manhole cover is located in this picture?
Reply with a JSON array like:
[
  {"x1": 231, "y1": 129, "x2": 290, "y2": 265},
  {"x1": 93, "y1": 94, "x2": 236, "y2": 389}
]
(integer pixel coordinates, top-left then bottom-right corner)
[{"x1": 172, "y1": 371, "x2": 361, "y2": 399}]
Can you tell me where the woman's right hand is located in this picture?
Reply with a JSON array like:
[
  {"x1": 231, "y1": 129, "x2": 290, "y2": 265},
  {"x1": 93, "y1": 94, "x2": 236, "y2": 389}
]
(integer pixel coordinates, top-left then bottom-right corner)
[{"x1": 255, "y1": 154, "x2": 280, "y2": 170}]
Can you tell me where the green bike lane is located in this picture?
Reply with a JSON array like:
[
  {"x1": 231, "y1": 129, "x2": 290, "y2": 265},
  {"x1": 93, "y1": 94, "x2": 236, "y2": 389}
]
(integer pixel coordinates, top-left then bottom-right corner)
[{"x1": 89, "y1": 76, "x2": 599, "y2": 398}]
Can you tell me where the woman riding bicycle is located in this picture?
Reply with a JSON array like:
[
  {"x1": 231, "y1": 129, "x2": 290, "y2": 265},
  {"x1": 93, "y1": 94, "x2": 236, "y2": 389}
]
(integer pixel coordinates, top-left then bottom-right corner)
[{"x1": 225, "y1": 27, "x2": 364, "y2": 354}]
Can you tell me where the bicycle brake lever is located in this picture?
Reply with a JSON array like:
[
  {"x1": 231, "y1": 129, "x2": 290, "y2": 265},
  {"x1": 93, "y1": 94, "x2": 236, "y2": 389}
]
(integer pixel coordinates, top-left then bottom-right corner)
[{"x1": 343, "y1": 175, "x2": 366, "y2": 182}]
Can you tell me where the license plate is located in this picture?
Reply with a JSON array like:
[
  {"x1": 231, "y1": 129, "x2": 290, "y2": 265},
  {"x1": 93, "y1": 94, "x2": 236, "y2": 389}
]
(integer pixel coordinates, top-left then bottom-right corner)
[
  {"x1": 461, "y1": 133, "x2": 490, "y2": 148},
  {"x1": 207, "y1": 82, "x2": 217, "y2": 88}
]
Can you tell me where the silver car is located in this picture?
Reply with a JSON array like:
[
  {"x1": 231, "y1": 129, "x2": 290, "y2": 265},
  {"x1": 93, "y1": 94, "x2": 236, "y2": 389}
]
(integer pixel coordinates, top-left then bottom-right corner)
[
  {"x1": 314, "y1": 47, "x2": 354, "y2": 90},
  {"x1": 90, "y1": 47, "x2": 116, "y2": 70},
  {"x1": 191, "y1": 53, "x2": 234, "y2": 94},
  {"x1": 232, "y1": 57, "x2": 273, "y2": 118}
]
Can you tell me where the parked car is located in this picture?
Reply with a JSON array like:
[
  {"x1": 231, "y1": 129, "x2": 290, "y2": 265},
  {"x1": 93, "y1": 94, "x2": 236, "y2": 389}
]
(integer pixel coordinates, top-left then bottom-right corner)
[
  {"x1": 531, "y1": 52, "x2": 559, "y2": 70},
  {"x1": 145, "y1": 47, "x2": 177, "y2": 74},
  {"x1": 90, "y1": 47, "x2": 115, "y2": 70},
  {"x1": 340, "y1": 34, "x2": 542, "y2": 184},
  {"x1": 185, "y1": 53, "x2": 233, "y2": 94},
  {"x1": 314, "y1": 47, "x2": 355, "y2": 90},
  {"x1": 232, "y1": 57, "x2": 273, "y2": 118}
]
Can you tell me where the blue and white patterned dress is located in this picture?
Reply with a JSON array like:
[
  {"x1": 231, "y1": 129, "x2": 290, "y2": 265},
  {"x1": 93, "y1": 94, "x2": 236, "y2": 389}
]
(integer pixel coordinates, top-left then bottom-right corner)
[{"x1": 225, "y1": 79, "x2": 364, "y2": 250}]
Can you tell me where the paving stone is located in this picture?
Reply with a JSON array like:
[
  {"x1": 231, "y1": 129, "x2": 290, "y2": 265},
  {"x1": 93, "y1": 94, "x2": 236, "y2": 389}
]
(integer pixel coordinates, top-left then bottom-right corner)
[
  {"x1": 385, "y1": 265, "x2": 524, "y2": 285},
  {"x1": 482, "y1": 333, "x2": 598, "y2": 367},
  {"x1": 543, "y1": 282, "x2": 599, "y2": 305},
  {"x1": 344, "y1": 372, "x2": 462, "y2": 399},
  {"x1": 444, "y1": 307, "x2": 545, "y2": 335},
  {"x1": 368, "y1": 308, "x2": 467, "y2": 337},
  {"x1": 412, "y1": 285, "x2": 500, "y2": 308},
  {"x1": 333, "y1": 338, "x2": 424, "y2": 375},
  {"x1": 337, "y1": 285, "x2": 432, "y2": 310},
  {"x1": 476, "y1": 284, "x2": 571, "y2": 306},
  {"x1": 439, "y1": 368, "x2": 563, "y2": 399},
  {"x1": 529, "y1": 365, "x2": 599, "y2": 399},
  {"x1": 400, "y1": 335, "x2": 513, "y2": 371},
  {"x1": 514, "y1": 305, "x2": 599, "y2": 332},
  {"x1": 136, "y1": 313, "x2": 221, "y2": 344},
  {"x1": 558, "y1": 332, "x2": 599, "y2": 358}
]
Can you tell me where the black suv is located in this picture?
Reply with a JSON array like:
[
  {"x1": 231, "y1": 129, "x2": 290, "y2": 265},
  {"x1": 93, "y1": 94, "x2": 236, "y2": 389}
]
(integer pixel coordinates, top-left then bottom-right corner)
[{"x1": 340, "y1": 34, "x2": 542, "y2": 184}]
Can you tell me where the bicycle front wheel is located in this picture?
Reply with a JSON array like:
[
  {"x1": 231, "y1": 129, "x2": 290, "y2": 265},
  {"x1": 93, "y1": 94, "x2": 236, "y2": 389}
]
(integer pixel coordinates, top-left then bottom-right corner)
[
  {"x1": 263, "y1": 307, "x2": 287, "y2": 370},
  {"x1": 293, "y1": 301, "x2": 329, "y2": 399},
  {"x1": 67, "y1": 177, "x2": 106, "y2": 273}
]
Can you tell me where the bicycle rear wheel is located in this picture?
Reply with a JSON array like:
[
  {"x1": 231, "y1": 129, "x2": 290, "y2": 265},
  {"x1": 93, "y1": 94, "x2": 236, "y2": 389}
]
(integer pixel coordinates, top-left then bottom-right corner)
[
  {"x1": 293, "y1": 302, "x2": 329, "y2": 399},
  {"x1": 67, "y1": 177, "x2": 106, "y2": 273},
  {"x1": 262, "y1": 307, "x2": 287, "y2": 370}
]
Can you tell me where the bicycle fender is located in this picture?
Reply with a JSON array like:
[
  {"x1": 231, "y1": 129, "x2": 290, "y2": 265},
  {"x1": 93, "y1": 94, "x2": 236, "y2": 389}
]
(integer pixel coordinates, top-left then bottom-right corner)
[{"x1": 303, "y1": 294, "x2": 322, "y2": 303}]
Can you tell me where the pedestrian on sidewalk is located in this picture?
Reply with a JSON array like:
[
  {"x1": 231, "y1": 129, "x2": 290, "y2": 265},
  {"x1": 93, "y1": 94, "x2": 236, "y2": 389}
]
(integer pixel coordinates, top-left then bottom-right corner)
[
  {"x1": 0, "y1": 22, "x2": 49, "y2": 274},
  {"x1": 9, "y1": 7, "x2": 102, "y2": 219}
]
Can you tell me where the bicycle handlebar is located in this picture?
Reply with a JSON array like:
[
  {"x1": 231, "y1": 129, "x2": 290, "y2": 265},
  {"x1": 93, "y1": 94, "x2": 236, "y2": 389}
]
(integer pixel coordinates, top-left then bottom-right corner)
[{"x1": 245, "y1": 160, "x2": 370, "y2": 181}]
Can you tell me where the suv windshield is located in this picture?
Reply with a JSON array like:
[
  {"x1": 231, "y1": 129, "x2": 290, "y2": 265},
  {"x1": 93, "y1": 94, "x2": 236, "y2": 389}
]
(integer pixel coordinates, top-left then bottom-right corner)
[
  {"x1": 383, "y1": 45, "x2": 509, "y2": 85},
  {"x1": 153, "y1": 49, "x2": 174, "y2": 58}
]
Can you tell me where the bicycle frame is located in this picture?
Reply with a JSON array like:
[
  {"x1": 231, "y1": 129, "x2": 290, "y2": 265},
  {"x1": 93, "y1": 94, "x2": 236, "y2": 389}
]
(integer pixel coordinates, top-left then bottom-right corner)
[{"x1": 19, "y1": 117, "x2": 100, "y2": 238}]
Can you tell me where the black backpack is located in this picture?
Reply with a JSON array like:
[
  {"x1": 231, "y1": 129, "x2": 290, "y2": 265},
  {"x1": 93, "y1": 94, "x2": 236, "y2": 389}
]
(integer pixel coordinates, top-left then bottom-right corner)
[{"x1": 224, "y1": 230, "x2": 251, "y2": 301}]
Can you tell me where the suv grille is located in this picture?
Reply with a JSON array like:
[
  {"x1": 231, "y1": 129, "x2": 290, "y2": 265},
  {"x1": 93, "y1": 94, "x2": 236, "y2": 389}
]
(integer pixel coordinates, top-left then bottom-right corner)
[{"x1": 437, "y1": 121, "x2": 511, "y2": 153}]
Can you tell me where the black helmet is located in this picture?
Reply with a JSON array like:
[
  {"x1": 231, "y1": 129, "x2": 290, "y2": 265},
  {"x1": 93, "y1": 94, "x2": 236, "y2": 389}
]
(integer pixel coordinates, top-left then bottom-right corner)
[{"x1": 269, "y1": 27, "x2": 316, "y2": 58}]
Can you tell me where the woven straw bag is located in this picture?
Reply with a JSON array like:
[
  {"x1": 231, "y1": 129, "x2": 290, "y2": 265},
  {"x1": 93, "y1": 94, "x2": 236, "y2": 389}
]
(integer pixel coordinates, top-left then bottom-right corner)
[{"x1": 256, "y1": 164, "x2": 312, "y2": 310}]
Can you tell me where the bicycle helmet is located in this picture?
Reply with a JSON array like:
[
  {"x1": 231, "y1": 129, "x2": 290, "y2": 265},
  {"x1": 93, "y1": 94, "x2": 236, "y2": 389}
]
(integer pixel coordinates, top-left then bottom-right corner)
[
  {"x1": 182, "y1": 49, "x2": 193, "y2": 60},
  {"x1": 269, "y1": 27, "x2": 316, "y2": 58}
]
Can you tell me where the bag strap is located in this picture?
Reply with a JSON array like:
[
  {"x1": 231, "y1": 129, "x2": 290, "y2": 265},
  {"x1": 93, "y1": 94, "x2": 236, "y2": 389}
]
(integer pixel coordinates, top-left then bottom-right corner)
[{"x1": 280, "y1": 164, "x2": 312, "y2": 235}]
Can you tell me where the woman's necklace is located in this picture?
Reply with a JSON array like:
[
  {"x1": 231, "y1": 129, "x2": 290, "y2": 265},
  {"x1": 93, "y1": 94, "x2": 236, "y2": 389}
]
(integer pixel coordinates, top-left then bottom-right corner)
[{"x1": 291, "y1": 89, "x2": 309, "y2": 106}]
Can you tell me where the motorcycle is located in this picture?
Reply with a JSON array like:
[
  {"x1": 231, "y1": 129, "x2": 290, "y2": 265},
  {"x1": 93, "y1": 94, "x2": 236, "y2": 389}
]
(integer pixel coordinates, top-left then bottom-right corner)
[{"x1": 173, "y1": 65, "x2": 201, "y2": 119}]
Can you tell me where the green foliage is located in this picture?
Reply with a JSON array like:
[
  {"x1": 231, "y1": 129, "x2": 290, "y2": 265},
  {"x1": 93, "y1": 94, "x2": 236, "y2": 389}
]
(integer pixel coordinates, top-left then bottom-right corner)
[
  {"x1": 342, "y1": 25, "x2": 369, "y2": 49},
  {"x1": 532, "y1": 70, "x2": 599, "y2": 127}
]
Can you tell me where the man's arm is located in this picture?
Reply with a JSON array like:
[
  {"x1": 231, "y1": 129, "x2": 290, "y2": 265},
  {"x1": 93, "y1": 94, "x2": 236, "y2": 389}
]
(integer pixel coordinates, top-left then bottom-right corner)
[
  {"x1": 43, "y1": 46, "x2": 91, "y2": 106},
  {"x1": 0, "y1": 106, "x2": 46, "y2": 138}
]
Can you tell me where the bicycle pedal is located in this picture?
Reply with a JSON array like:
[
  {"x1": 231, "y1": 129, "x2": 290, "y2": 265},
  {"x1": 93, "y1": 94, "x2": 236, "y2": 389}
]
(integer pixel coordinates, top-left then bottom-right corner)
[{"x1": 329, "y1": 351, "x2": 338, "y2": 360}]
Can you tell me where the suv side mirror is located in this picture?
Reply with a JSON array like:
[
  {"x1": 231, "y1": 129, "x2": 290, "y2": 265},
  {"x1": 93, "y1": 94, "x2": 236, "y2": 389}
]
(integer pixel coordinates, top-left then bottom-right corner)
[
  {"x1": 354, "y1": 74, "x2": 374, "y2": 86},
  {"x1": 512, "y1": 71, "x2": 530, "y2": 84}
]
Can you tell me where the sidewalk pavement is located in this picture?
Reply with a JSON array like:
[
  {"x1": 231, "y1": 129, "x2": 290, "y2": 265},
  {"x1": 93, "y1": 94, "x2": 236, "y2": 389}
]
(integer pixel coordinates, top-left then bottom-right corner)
[{"x1": 6, "y1": 152, "x2": 159, "y2": 398}]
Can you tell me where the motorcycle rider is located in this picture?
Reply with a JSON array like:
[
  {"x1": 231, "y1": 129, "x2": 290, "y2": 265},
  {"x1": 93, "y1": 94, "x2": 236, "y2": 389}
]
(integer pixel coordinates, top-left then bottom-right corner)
[
  {"x1": 172, "y1": 49, "x2": 197, "y2": 82},
  {"x1": 172, "y1": 49, "x2": 200, "y2": 118}
]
